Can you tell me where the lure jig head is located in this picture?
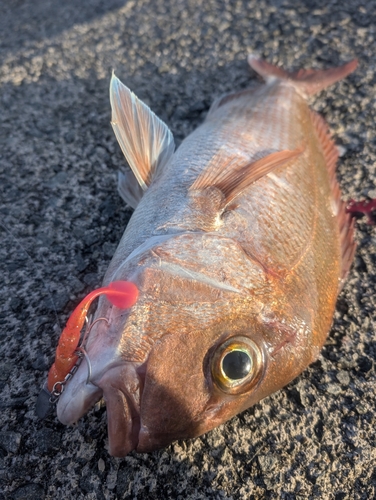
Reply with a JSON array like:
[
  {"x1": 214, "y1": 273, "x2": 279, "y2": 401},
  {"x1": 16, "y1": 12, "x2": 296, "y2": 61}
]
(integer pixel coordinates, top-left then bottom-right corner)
[{"x1": 46, "y1": 280, "x2": 138, "y2": 393}]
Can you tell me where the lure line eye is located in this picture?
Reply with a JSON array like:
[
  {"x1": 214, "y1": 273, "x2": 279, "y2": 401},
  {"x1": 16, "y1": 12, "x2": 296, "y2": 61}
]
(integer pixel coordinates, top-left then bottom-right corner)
[{"x1": 47, "y1": 281, "x2": 138, "y2": 392}]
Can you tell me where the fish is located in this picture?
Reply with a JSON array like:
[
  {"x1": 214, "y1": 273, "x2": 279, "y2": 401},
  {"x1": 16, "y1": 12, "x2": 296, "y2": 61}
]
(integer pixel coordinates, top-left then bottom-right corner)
[{"x1": 44, "y1": 55, "x2": 358, "y2": 457}]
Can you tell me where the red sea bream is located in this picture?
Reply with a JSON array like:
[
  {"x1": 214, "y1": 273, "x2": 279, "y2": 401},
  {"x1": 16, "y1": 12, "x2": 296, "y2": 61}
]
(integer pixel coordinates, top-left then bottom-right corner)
[{"x1": 50, "y1": 56, "x2": 357, "y2": 456}]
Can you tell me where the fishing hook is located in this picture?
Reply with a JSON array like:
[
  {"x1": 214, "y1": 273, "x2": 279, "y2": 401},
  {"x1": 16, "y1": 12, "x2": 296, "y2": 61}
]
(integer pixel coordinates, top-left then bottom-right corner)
[{"x1": 75, "y1": 317, "x2": 110, "y2": 385}]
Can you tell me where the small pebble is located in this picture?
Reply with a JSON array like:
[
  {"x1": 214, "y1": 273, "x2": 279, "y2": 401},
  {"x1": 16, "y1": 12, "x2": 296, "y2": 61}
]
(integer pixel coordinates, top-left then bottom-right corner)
[
  {"x1": 336, "y1": 370, "x2": 351, "y2": 386},
  {"x1": 98, "y1": 458, "x2": 105, "y2": 473},
  {"x1": 356, "y1": 404, "x2": 368, "y2": 415},
  {"x1": 326, "y1": 383, "x2": 342, "y2": 395},
  {"x1": 258, "y1": 454, "x2": 278, "y2": 472}
]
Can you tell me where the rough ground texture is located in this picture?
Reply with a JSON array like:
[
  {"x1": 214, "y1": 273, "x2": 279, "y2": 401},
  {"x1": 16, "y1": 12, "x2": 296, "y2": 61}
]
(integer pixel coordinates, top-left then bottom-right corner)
[{"x1": 0, "y1": 0, "x2": 375, "y2": 498}]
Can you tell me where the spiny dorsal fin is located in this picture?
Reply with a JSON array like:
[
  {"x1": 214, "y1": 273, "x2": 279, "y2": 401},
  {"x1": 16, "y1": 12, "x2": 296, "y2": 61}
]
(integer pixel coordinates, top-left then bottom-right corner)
[
  {"x1": 248, "y1": 55, "x2": 358, "y2": 96},
  {"x1": 191, "y1": 147, "x2": 304, "y2": 205},
  {"x1": 110, "y1": 73, "x2": 175, "y2": 190}
]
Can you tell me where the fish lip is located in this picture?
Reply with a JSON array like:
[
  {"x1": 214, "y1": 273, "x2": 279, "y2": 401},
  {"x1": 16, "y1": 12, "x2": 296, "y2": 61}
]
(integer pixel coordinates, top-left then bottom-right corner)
[
  {"x1": 95, "y1": 363, "x2": 142, "y2": 457},
  {"x1": 56, "y1": 360, "x2": 143, "y2": 457},
  {"x1": 56, "y1": 375, "x2": 103, "y2": 426}
]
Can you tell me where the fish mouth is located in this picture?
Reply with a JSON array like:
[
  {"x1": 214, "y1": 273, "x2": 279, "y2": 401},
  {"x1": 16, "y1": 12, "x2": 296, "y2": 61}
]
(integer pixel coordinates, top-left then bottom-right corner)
[{"x1": 57, "y1": 362, "x2": 142, "y2": 457}]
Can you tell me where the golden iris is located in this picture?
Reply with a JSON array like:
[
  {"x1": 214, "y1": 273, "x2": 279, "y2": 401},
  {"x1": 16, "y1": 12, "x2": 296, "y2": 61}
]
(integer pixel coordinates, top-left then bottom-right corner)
[{"x1": 211, "y1": 336, "x2": 264, "y2": 394}]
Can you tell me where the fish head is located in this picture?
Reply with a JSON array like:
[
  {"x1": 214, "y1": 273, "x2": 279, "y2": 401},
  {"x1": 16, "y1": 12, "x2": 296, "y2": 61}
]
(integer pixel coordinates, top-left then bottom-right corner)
[{"x1": 57, "y1": 233, "x2": 312, "y2": 456}]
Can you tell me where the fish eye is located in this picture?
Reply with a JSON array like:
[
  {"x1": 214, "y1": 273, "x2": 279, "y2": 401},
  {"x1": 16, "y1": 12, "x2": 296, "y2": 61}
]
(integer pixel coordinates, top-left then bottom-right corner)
[{"x1": 211, "y1": 336, "x2": 264, "y2": 394}]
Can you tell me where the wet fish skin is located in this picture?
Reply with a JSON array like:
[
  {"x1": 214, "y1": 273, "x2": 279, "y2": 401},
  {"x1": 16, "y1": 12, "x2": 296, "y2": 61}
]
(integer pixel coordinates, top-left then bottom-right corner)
[{"x1": 55, "y1": 56, "x2": 357, "y2": 456}]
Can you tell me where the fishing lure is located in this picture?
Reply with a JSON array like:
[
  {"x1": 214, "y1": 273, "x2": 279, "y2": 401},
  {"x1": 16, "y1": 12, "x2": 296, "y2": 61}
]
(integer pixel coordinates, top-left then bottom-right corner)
[{"x1": 37, "y1": 281, "x2": 138, "y2": 417}]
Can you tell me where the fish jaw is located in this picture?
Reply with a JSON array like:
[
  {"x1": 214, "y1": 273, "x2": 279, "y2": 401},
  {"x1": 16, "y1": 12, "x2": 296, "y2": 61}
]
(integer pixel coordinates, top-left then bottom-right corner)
[
  {"x1": 56, "y1": 372, "x2": 102, "y2": 426},
  {"x1": 57, "y1": 359, "x2": 144, "y2": 457},
  {"x1": 55, "y1": 297, "x2": 146, "y2": 456}
]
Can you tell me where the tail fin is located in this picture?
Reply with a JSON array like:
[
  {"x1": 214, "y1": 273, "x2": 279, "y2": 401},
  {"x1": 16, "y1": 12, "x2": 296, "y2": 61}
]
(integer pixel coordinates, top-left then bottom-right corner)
[{"x1": 247, "y1": 55, "x2": 358, "y2": 96}]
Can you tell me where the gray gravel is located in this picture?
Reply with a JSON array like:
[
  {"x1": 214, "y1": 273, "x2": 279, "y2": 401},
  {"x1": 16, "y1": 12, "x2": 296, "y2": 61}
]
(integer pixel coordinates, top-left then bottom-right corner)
[{"x1": 1, "y1": 0, "x2": 375, "y2": 498}]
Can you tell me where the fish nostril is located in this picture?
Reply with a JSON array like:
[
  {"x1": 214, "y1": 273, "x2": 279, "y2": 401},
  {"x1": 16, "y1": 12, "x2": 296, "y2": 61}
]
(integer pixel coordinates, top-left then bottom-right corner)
[{"x1": 204, "y1": 405, "x2": 217, "y2": 414}]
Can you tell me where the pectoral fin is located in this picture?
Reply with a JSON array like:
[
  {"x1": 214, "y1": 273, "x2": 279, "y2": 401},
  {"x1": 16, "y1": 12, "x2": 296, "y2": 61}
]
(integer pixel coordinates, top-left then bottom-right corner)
[
  {"x1": 191, "y1": 147, "x2": 304, "y2": 206},
  {"x1": 118, "y1": 169, "x2": 144, "y2": 209},
  {"x1": 110, "y1": 73, "x2": 175, "y2": 190}
]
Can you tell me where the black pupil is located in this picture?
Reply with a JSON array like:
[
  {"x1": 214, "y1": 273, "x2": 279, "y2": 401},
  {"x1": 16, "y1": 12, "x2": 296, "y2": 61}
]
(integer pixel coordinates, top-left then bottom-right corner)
[{"x1": 222, "y1": 350, "x2": 252, "y2": 380}]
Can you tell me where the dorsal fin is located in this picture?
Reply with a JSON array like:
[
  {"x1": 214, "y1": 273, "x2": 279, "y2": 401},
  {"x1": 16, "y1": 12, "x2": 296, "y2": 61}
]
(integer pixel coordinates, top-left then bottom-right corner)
[
  {"x1": 191, "y1": 147, "x2": 304, "y2": 205},
  {"x1": 110, "y1": 73, "x2": 175, "y2": 190},
  {"x1": 248, "y1": 55, "x2": 358, "y2": 97},
  {"x1": 310, "y1": 110, "x2": 356, "y2": 285}
]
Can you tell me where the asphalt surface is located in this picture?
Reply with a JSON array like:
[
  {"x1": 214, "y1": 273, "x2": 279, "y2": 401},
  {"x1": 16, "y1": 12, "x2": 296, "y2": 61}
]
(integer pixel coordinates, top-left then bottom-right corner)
[{"x1": 1, "y1": 1, "x2": 376, "y2": 498}]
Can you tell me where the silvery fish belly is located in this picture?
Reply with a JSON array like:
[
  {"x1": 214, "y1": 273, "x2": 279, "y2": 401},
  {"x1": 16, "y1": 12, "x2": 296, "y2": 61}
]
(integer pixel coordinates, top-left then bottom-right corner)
[{"x1": 55, "y1": 56, "x2": 357, "y2": 456}]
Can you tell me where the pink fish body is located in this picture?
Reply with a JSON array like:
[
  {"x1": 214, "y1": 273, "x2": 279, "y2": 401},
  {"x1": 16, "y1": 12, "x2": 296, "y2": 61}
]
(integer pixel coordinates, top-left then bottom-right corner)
[{"x1": 53, "y1": 56, "x2": 357, "y2": 456}]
